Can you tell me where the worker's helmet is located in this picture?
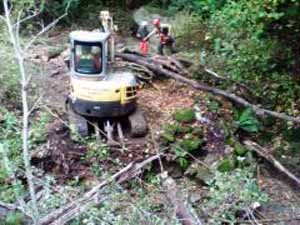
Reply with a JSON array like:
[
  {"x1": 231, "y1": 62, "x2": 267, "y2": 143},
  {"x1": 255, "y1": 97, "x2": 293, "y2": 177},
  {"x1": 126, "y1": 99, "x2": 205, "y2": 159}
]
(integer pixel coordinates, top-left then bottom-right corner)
[{"x1": 152, "y1": 18, "x2": 161, "y2": 26}]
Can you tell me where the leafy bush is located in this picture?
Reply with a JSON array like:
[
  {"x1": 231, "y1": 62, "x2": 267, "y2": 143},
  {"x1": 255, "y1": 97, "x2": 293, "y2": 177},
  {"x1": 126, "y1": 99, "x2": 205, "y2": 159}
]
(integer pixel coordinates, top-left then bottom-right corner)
[
  {"x1": 161, "y1": 123, "x2": 184, "y2": 143},
  {"x1": 206, "y1": 168, "x2": 268, "y2": 224},
  {"x1": 206, "y1": 0, "x2": 283, "y2": 78},
  {"x1": 30, "y1": 111, "x2": 53, "y2": 146},
  {"x1": 173, "y1": 108, "x2": 196, "y2": 123},
  {"x1": 166, "y1": 0, "x2": 227, "y2": 16},
  {"x1": 84, "y1": 140, "x2": 110, "y2": 162},
  {"x1": 236, "y1": 108, "x2": 260, "y2": 133}
]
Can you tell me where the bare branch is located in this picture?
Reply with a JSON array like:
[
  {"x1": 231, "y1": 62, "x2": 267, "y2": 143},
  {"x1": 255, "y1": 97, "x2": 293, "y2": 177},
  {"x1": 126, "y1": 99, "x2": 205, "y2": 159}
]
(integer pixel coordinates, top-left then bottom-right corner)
[
  {"x1": 15, "y1": 9, "x2": 23, "y2": 53},
  {"x1": 13, "y1": 11, "x2": 41, "y2": 28},
  {"x1": 28, "y1": 93, "x2": 44, "y2": 116},
  {"x1": 24, "y1": 2, "x2": 71, "y2": 51},
  {"x1": 244, "y1": 140, "x2": 300, "y2": 186},
  {"x1": 37, "y1": 155, "x2": 161, "y2": 225}
]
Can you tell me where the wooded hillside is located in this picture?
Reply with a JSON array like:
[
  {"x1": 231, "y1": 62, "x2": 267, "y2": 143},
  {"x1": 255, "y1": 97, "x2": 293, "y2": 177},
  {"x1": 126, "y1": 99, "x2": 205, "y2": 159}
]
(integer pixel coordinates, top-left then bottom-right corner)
[{"x1": 0, "y1": 0, "x2": 300, "y2": 224}]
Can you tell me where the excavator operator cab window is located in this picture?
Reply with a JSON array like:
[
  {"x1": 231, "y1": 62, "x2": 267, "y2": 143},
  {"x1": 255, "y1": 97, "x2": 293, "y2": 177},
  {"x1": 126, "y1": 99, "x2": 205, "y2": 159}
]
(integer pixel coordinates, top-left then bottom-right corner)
[{"x1": 74, "y1": 41, "x2": 102, "y2": 75}]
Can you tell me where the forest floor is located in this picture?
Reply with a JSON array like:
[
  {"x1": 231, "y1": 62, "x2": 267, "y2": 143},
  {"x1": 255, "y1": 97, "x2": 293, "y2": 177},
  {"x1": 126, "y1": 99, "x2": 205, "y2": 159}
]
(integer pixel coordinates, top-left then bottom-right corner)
[{"x1": 25, "y1": 9, "x2": 300, "y2": 224}]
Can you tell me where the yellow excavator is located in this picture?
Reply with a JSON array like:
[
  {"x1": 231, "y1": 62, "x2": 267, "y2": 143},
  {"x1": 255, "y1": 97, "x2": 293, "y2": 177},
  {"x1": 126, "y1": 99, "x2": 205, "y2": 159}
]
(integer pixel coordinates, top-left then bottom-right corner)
[{"x1": 66, "y1": 11, "x2": 148, "y2": 143}]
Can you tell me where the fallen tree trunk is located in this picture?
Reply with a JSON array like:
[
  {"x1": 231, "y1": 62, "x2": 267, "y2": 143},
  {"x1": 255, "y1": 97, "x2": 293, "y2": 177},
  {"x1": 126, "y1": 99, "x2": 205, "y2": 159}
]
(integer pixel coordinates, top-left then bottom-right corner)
[
  {"x1": 38, "y1": 155, "x2": 161, "y2": 225},
  {"x1": 161, "y1": 172, "x2": 203, "y2": 225},
  {"x1": 204, "y1": 68, "x2": 254, "y2": 94},
  {"x1": 244, "y1": 140, "x2": 300, "y2": 186},
  {"x1": 116, "y1": 53, "x2": 300, "y2": 124}
]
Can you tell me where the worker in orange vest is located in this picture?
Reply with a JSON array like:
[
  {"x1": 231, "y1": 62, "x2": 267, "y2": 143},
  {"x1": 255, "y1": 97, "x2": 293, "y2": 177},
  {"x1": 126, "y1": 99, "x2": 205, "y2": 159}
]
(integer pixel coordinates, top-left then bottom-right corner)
[{"x1": 145, "y1": 18, "x2": 176, "y2": 55}]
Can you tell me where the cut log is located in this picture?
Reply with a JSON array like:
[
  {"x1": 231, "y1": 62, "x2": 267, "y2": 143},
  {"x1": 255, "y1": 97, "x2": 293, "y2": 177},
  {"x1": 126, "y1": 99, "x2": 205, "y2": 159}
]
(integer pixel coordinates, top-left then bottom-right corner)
[
  {"x1": 244, "y1": 140, "x2": 300, "y2": 186},
  {"x1": 161, "y1": 172, "x2": 203, "y2": 225},
  {"x1": 116, "y1": 53, "x2": 300, "y2": 124},
  {"x1": 37, "y1": 155, "x2": 161, "y2": 225}
]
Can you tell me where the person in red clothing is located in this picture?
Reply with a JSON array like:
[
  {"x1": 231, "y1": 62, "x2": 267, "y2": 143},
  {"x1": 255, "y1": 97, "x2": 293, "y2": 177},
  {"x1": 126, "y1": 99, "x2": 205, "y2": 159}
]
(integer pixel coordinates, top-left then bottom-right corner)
[
  {"x1": 136, "y1": 21, "x2": 150, "y2": 55},
  {"x1": 145, "y1": 18, "x2": 176, "y2": 55}
]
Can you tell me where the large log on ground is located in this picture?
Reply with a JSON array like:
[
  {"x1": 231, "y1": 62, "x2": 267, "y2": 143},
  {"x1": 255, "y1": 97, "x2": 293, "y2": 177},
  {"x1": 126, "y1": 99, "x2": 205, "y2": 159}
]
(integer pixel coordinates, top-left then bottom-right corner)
[{"x1": 116, "y1": 53, "x2": 300, "y2": 124}]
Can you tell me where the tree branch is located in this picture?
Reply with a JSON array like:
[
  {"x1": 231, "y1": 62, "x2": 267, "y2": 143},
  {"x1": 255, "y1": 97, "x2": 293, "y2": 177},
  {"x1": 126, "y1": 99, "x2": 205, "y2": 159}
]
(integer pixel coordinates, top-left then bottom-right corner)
[
  {"x1": 37, "y1": 155, "x2": 161, "y2": 225},
  {"x1": 244, "y1": 140, "x2": 300, "y2": 186},
  {"x1": 3, "y1": 0, "x2": 39, "y2": 219},
  {"x1": 13, "y1": 11, "x2": 41, "y2": 28},
  {"x1": 116, "y1": 53, "x2": 300, "y2": 124},
  {"x1": 24, "y1": 2, "x2": 71, "y2": 51}
]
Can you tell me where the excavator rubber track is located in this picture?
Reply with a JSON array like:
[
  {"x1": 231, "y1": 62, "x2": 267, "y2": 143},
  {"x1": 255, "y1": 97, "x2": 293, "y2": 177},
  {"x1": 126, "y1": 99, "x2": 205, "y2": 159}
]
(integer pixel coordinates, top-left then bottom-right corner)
[
  {"x1": 67, "y1": 103, "x2": 89, "y2": 137},
  {"x1": 128, "y1": 108, "x2": 148, "y2": 137}
]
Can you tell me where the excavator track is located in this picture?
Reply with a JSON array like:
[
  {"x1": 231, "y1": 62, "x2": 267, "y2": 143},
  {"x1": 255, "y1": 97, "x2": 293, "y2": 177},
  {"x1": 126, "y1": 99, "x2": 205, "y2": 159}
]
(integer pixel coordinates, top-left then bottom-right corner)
[
  {"x1": 67, "y1": 103, "x2": 89, "y2": 137},
  {"x1": 128, "y1": 108, "x2": 148, "y2": 137}
]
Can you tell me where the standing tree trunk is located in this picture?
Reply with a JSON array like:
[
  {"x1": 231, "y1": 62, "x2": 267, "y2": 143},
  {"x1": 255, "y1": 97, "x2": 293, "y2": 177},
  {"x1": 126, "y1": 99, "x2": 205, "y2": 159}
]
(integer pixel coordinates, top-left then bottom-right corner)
[{"x1": 3, "y1": 0, "x2": 38, "y2": 220}]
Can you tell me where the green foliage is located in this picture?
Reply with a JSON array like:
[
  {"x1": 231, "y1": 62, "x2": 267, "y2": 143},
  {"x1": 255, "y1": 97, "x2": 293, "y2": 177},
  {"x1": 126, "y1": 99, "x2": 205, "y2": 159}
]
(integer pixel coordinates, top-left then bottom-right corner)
[
  {"x1": 30, "y1": 111, "x2": 53, "y2": 146},
  {"x1": 5, "y1": 212, "x2": 23, "y2": 225},
  {"x1": 166, "y1": 0, "x2": 227, "y2": 16},
  {"x1": 236, "y1": 108, "x2": 260, "y2": 133},
  {"x1": 161, "y1": 107, "x2": 203, "y2": 169},
  {"x1": 0, "y1": 107, "x2": 22, "y2": 167},
  {"x1": 69, "y1": 183, "x2": 180, "y2": 225},
  {"x1": 217, "y1": 158, "x2": 235, "y2": 172},
  {"x1": 173, "y1": 108, "x2": 196, "y2": 123},
  {"x1": 170, "y1": 11, "x2": 204, "y2": 49},
  {"x1": 0, "y1": 42, "x2": 21, "y2": 104},
  {"x1": 206, "y1": 168, "x2": 268, "y2": 224},
  {"x1": 173, "y1": 136, "x2": 203, "y2": 169},
  {"x1": 206, "y1": 0, "x2": 282, "y2": 78},
  {"x1": 160, "y1": 0, "x2": 300, "y2": 117},
  {"x1": 161, "y1": 123, "x2": 184, "y2": 143},
  {"x1": 41, "y1": 0, "x2": 81, "y2": 22},
  {"x1": 84, "y1": 140, "x2": 110, "y2": 162}
]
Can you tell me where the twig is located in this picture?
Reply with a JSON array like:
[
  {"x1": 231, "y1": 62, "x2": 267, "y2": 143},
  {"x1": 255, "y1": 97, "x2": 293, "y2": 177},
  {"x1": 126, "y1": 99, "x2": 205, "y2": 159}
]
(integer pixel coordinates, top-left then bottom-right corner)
[
  {"x1": 13, "y1": 11, "x2": 41, "y2": 27},
  {"x1": 28, "y1": 93, "x2": 44, "y2": 116},
  {"x1": 0, "y1": 201, "x2": 18, "y2": 211},
  {"x1": 24, "y1": 2, "x2": 71, "y2": 51},
  {"x1": 149, "y1": 126, "x2": 164, "y2": 173},
  {"x1": 170, "y1": 144, "x2": 211, "y2": 171}
]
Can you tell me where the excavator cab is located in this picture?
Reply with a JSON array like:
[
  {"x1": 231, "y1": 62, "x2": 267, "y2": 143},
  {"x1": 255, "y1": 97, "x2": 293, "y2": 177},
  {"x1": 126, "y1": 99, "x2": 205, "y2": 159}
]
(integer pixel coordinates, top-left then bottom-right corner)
[{"x1": 70, "y1": 31, "x2": 109, "y2": 77}]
